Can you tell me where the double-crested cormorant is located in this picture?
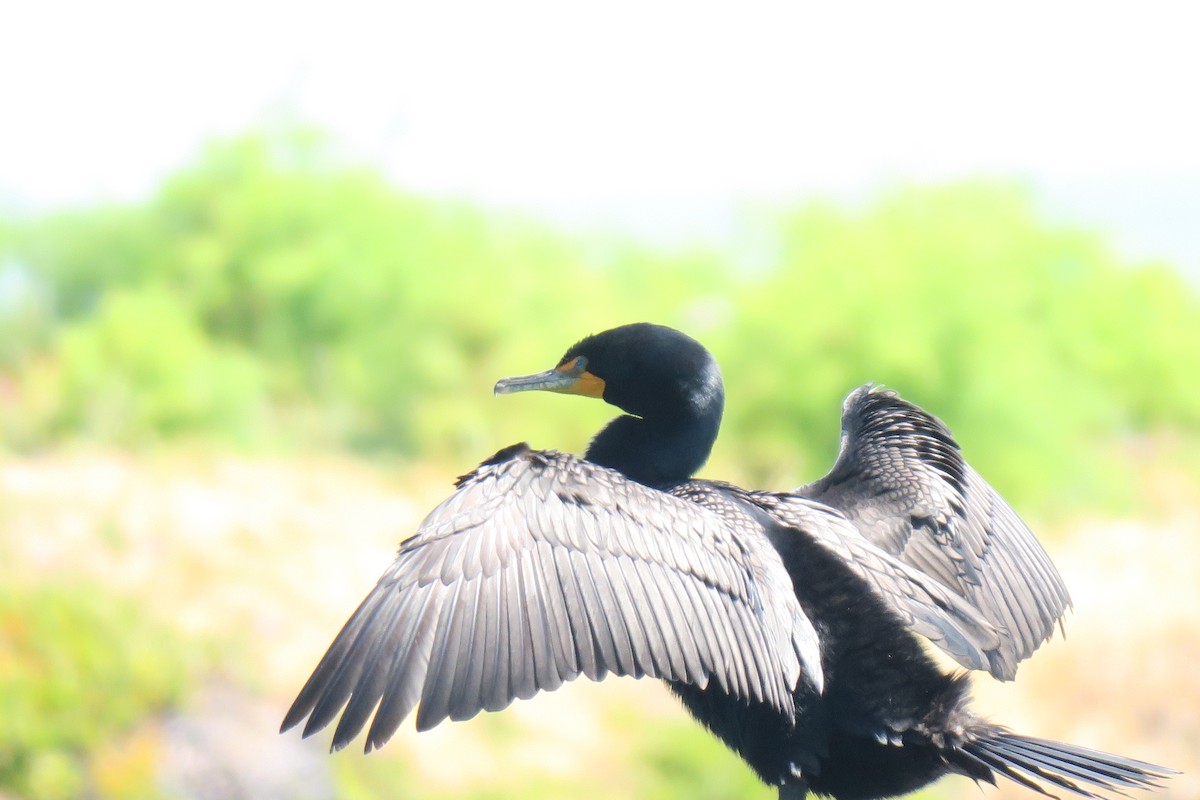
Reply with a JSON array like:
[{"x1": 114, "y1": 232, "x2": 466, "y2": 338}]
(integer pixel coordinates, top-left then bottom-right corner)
[{"x1": 282, "y1": 323, "x2": 1172, "y2": 799}]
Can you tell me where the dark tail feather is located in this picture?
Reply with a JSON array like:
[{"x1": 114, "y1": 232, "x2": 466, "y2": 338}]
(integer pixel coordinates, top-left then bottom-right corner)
[{"x1": 960, "y1": 731, "x2": 1176, "y2": 799}]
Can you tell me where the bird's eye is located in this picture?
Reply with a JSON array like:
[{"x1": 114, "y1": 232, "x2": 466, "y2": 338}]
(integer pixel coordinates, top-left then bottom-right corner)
[{"x1": 555, "y1": 355, "x2": 589, "y2": 376}]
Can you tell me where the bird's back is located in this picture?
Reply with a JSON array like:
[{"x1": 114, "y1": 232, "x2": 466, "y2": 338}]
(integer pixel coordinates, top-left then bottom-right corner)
[{"x1": 666, "y1": 480, "x2": 967, "y2": 797}]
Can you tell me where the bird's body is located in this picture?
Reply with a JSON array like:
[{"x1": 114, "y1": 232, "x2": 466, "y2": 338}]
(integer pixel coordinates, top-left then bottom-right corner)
[{"x1": 283, "y1": 323, "x2": 1171, "y2": 799}]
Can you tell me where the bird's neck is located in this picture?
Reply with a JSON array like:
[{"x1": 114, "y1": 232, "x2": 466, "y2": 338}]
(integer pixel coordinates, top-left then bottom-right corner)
[{"x1": 585, "y1": 408, "x2": 722, "y2": 488}]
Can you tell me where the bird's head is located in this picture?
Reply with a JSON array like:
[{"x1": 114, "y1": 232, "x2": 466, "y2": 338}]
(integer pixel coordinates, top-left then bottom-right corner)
[{"x1": 494, "y1": 322, "x2": 723, "y2": 422}]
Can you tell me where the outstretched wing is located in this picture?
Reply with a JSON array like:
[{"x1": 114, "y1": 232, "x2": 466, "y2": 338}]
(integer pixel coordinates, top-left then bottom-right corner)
[
  {"x1": 750, "y1": 491, "x2": 1004, "y2": 676},
  {"x1": 796, "y1": 385, "x2": 1071, "y2": 680},
  {"x1": 282, "y1": 444, "x2": 822, "y2": 752}
]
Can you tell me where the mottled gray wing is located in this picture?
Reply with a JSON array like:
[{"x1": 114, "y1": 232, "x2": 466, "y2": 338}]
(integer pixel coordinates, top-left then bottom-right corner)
[
  {"x1": 282, "y1": 444, "x2": 822, "y2": 753},
  {"x1": 750, "y1": 491, "x2": 1003, "y2": 674},
  {"x1": 796, "y1": 385, "x2": 1072, "y2": 680}
]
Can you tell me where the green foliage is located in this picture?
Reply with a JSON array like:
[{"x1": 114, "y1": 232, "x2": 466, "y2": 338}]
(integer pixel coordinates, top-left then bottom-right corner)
[
  {"x1": 3, "y1": 135, "x2": 1196, "y2": 797},
  {"x1": 49, "y1": 286, "x2": 264, "y2": 445},
  {"x1": 327, "y1": 699, "x2": 774, "y2": 800},
  {"x1": 3, "y1": 131, "x2": 1200, "y2": 512},
  {"x1": 719, "y1": 184, "x2": 1200, "y2": 505},
  {"x1": 619, "y1": 711, "x2": 772, "y2": 799},
  {"x1": 0, "y1": 581, "x2": 196, "y2": 798}
]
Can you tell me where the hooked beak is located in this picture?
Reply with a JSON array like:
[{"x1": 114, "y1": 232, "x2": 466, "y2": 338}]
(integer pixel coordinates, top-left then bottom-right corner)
[{"x1": 494, "y1": 367, "x2": 606, "y2": 399}]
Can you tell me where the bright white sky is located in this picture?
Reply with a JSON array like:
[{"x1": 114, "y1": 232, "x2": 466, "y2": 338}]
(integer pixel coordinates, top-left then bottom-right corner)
[{"x1": 3, "y1": 1, "x2": 1199, "y2": 266}]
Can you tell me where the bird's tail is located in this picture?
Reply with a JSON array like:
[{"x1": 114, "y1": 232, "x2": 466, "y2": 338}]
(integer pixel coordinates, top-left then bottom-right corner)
[{"x1": 957, "y1": 730, "x2": 1175, "y2": 798}]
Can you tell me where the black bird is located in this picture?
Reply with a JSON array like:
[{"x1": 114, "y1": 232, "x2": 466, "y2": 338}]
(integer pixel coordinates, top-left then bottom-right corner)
[{"x1": 282, "y1": 323, "x2": 1172, "y2": 799}]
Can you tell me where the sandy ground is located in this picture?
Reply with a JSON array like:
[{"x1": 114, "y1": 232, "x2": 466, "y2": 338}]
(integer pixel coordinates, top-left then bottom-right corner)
[{"x1": 1, "y1": 451, "x2": 1195, "y2": 799}]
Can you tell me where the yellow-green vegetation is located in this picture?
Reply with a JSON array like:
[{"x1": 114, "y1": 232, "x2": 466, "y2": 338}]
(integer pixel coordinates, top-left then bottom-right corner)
[
  {"x1": 1, "y1": 130, "x2": 1198, "y2": 799},
  {"x1": 4, "y1": 132, "x2": 1200, "y2": 513},
  {"x1": 1, "y1": 451, "x2": 1195, "y2": 800},
  {"x1": 0, "y1": 581, "x2": 197, "y2": 799}
]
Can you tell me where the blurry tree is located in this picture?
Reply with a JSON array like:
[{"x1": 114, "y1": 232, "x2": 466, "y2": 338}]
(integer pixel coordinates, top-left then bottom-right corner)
[
  {"x1": 0, "y1": 582, "x2": 197, "y2": 799},
  {"x1": 720, "y1": 184, "x2": 1200, "y2": 505},
  {"x1": 2, "y1": 132, "x2": 1200, "y2": 512}
]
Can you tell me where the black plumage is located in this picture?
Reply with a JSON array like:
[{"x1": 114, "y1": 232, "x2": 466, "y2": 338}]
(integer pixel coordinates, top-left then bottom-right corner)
[{"x1": 282, "y1": 322, "x2": 1172, "y2": 799}]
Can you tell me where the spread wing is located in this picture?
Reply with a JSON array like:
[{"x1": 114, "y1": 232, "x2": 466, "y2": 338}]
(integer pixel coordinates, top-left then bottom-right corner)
[
  {"x1": 281, "y1": 444, "x2": 822, "y2": 752},
  {"x1": 795, "y1": 385, "x2": 1072, "y2": 680},
  {"x1": 750, "y1": 491, "x2": 1004, "y2": 675}
]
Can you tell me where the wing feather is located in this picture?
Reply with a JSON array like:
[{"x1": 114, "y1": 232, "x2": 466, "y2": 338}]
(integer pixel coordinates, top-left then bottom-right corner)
[
  {"x1": 507, "y1": 552, "x2": 538, "y2": 702},
  {"x1": 752, "y1": 491, "x2": 1001, "y2": 674},
  {"x1": 532, "y1": 540, "x2": 579, "y2": 680},
  {"x1": 604, "y1": 555, "x2": 654, "y2": 677},
  {"x1": 332, "y1": 587, "x2": 408, "y2": 742},
  {"x1": 282, "y1": 445, "x2": 817, "y2": 751},
  {"x1": 555, "y1": 546, "x2": 600, "y2": 680},
  {"x1": 365, "y1": 587, "x2": 438, "y2": 749},
  {"x1": 416, "y1": 580, "x2": 467, "y2": 730},
  {"x1": 643, "y1": 560, "x2": 706, "y2": 684},
  {"x1": 522, "y1": 549, "x2": 562, "y2": 691},
  {"x1": 667, "y1": 559, "x2": 724, "y2": 690},
  {"x1": 480, "y1": 567, "x2": 512, "y2": 712},
  {"x1": 446, "y1": 575, "x2": 485, "y2": 721},
  {"x1": 796, "y1": 385, "x2": 1071, "y2": 679}
]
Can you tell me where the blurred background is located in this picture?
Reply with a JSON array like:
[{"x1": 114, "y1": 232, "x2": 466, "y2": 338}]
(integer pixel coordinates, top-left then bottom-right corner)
[{"x1": 2, "y1": 2, "x2": 1198, "y2": 799}]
